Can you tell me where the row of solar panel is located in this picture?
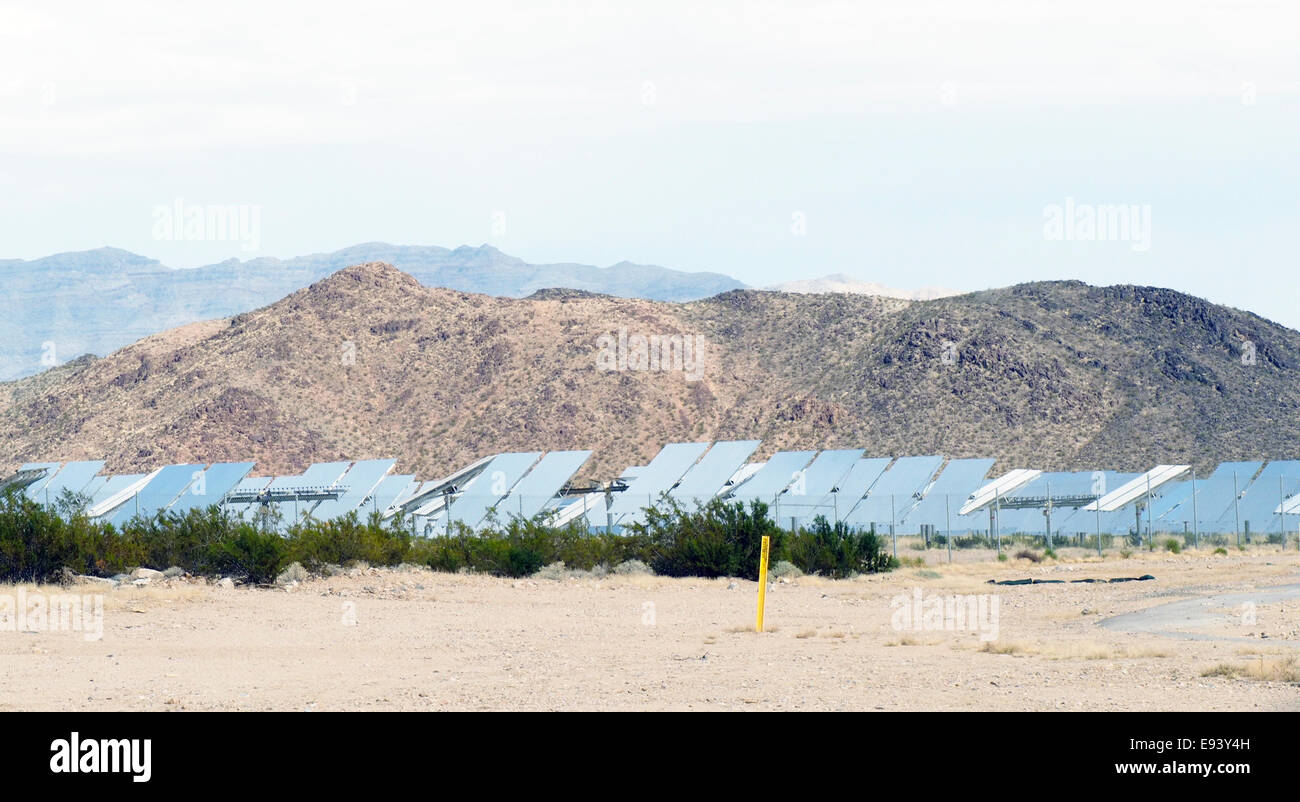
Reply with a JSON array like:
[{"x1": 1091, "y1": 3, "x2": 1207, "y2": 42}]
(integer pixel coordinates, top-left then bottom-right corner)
[
  {"x1": 557, "y1": 443, "x2": 1300, "y2": 537},
  {"x1": 587, "y1": 445, "x2": 986, "y2": 531},
  {"x1": 12, "y1": 448, "x2": 1300, "y2": 537},
  {"x1": 10, "y1": 450, "x2": 597, "y2": 534}
]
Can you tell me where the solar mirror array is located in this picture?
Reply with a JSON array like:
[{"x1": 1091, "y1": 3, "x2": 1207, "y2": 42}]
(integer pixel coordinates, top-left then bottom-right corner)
[{"x1": 5, "y1": 446, "x2": 1300, "y2": 543}]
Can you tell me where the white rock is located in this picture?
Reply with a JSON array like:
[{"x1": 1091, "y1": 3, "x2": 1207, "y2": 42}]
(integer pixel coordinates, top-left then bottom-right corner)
[
  {"x1": 216, "y1": 577, "x2": 235, "y2": 590},
  {"x1": 76, "y1": 575, "x2": 119, "y2": 588},
  {"x1": 130, "y1": 568, "x2": 165, "y2": 582}
]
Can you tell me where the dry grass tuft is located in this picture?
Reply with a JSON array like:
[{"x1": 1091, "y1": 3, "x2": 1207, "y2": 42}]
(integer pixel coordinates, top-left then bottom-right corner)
[
  {"x1": 979, "y1": 639, "x2": 1170, "y2": 660},
  {"x1": 1201, "y1": 656, "x2": 1300, "y2": 683}
]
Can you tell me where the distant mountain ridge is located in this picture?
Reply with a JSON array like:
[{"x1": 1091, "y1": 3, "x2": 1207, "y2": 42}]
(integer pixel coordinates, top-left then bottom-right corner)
[
  {"x1": 766, "y1": 273, "x2": 960, "y2": 300},
  {"x1": 0, "y1": 243, "x2": 745, "y2": 381}
]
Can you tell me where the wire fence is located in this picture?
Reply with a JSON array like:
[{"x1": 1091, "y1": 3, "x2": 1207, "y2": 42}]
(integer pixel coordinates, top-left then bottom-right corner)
[{"x1": 526, "y1": 488, "x2": 1300, "y2": 557}]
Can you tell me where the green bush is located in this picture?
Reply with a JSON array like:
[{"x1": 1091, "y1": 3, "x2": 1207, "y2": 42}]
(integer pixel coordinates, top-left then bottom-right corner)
[
  {"x1": 1163, "y1": 538, "x2": 1181, "y2": 554},
  {"x1": 284, "y1": 510, "x2": 411, "y2": 571},
  {"x1": 786, "y1": 517, "x2": 894, "y2": 577},
  {"x1": 211, "y1": 525, "x2": 288, "y2": 584},
  {"x1": 0, "y1": 488, "x2": 141, "y2": 582},
  {"x1": 0, "y1": 487, "x2": 895, "y2": 584},
  {"x1": 120, "y1": 505, "x2": 249, "y2": 576},
  {"x1": 629, "y1": 495, "x2": 783, "y2": 580}
]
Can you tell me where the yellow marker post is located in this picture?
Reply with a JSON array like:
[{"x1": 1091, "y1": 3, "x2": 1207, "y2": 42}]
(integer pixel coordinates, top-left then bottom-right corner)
[{"x1": 755, "y1": 535, "x2": 771, "y2": 632}]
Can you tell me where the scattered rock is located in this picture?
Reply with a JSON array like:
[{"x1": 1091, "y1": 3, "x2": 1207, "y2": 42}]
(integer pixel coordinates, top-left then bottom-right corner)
[
  {"x1": 130, "y1": 567, "x2": 165, "y2": 582},
  {"x1": 75, "y1": 575, "x2": 119, "y2": 589},
  {"x1": 216, "y1": 577, "x2": 235, "y2": 590}
]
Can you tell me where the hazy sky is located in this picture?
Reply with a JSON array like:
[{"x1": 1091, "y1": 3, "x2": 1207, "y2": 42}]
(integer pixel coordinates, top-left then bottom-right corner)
[{"x1": 3, "y1": 1, "x2": 1298, "y2": 325}]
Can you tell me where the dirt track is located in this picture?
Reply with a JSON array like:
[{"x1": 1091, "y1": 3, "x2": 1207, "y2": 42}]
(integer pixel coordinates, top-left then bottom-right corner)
[{"x1": 2, "y1": 547, "x2": 1299, "y2": 711}]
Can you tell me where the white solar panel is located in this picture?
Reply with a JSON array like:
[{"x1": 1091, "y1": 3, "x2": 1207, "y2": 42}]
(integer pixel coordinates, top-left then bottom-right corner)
[
  {"x1": 903, "y1": 457, "x2": 995, "y2": 527},
  {"x1": 446, "y1": 452, "x2": 543, "y2": 528},
  {"x1": 1278, "y1": 493, "x2": 1300, "y2": 515},
  {"x1": 607, "y1": 443, "x2": 710, "y2": 517},
  {"x1": 169, "y1": 462, "x2": 256, "y2": 515},
  {"x1": 496, "y1": 450, "x2": 592, "y2": 520},
  {"x1": 843, "y1": 455, "x2": 946, "y2": 525},
  {"x1": 777, "y1": 449, "x2": 863, "y2": 521},
  {"x1": 32, "y1": 460, "x2": 105, "y2": 503},
  {"x1": 20, "y1": 462, "x2": 63, "y2": 500},
  {"x1": 669, "y1": 441, "x2": 762, "y2": 505},
  {"x1": 372, "y1": 475, "x2": 418, "y2": 517},
  {"x1": 959, "y1": 469, "x2": 1042, "y2": 515},
  {"x1": 730, "y1": 451, "x2": 818, "y2": 501},
  {"x1": 88, "y1": 470, "x2": 159, "y2": 518},
  {"x1": 310, "y1": 459, "x2": 396, "y2": 520},
  {"x1": 1083, "y1": 465, "x2": 1190, "y2": 512},
  {"x1": 106, "y1": 463, "x2": 207, "y2": 526}
]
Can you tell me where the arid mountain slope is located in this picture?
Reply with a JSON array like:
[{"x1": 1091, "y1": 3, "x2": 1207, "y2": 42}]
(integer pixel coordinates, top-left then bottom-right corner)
[
  {"x1": 0, "y1": 243, "x2": 745, "y2": 381},
  {"x1": 2, "y1": 263, "x2": 1298, "y2": 481}
]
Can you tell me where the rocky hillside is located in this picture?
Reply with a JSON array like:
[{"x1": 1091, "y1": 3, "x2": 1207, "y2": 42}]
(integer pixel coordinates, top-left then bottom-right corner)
[
  {"x1": 0, "y1": 244, "x2": 744, "y2": 381},
  {"x1": 2, "y1": 264, "x2": 1298, "y2": 481}
]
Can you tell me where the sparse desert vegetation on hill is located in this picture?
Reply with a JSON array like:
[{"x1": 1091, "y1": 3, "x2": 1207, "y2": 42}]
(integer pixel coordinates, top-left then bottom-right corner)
[{"x1": 3, "y1": 262, "x2": 1299, "y2": 482}]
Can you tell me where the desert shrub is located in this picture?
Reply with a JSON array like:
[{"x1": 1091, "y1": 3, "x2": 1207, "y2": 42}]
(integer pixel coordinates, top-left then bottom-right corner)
[
  {"x1": 210, "y1": 524, "x2": 288, "y2": 584},
  {"x1": 1163, "y1": 538, "x2": 1182, "y2": 554},
  {"x1": 951, "y1": 533, "x2": 993, "y2": 549},
  {"x1": 0, "y1": 488, "x2": 141, "y2": 582},
  {"x1": 1214, "y1": 547, "x2": 1228, "y2": 556},
  {"x1": 768, "y1": 560, "x2": 802, "y2": 579},
  {"x1": 1014, "y1": 549, "x2": 1042, "y2": 563},
  {"x1": 120, "y1": 505, "x2": 248, "y2": 576},
  {"x1": 276, "y1": 561, "x2": 311, "y2": 584},
  {"x1": 405, "y1": 515, "x2": 628, "y2": 578},
  {"x1": 0, "y1": 487, "x2": 915, "y2": 583},
  {"x1": 786, "y1": 517, "x2": 895, "y2": 577},
  {"x1": 612, "y1": 559, "x2": 652, "y2": 576},
  {"x1": 630, "y1": 496, "x2": 783, "y2": 580},
  {"x1": 532, "y1": 561, "x2": 572, "y2": 581},
  {"x1": 284, "y1": 511, "x2": 411, "y2": 570}
]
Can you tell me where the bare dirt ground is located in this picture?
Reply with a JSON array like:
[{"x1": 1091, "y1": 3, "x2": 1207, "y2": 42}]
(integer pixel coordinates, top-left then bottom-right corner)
[{"x1": 3, "y1": 546, "x2": 1299, "y2": 711}]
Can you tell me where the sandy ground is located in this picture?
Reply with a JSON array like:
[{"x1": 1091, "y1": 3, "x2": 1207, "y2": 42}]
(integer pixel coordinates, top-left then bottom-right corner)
[{"x1": 2, "y1": 546, "x2": 1299, "y2": 711}]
